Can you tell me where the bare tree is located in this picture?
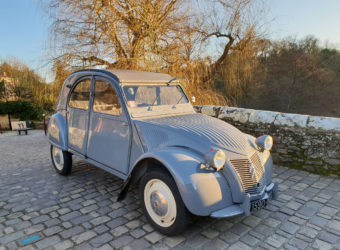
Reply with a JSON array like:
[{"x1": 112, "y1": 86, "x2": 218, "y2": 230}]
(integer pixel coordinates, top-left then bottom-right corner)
[
  {"x1": 47, "y1": 0, "x2": 193, "y2": 70},
  {"x1": 45, "y1": 0, "x2": 265, "y2": 105}
]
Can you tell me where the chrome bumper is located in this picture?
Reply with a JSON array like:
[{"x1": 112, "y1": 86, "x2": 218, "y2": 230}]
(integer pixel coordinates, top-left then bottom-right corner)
[{"x1": 210, "y1": 182, "x2": 278, "y2": 218}]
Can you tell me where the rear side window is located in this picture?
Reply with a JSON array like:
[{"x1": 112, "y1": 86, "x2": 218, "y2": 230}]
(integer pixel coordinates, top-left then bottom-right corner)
[
  {"x1": 68, "y1": 79, "x2": 91, "y2": 110},
  {"x1": 93, "y1": 80, "x2": 122, "y2": 116}
]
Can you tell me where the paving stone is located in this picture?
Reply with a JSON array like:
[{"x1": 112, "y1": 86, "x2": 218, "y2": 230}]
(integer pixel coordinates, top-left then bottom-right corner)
[
  {"x1": 297, "y1": 206, "x2": 316, "y2": 217},
  {"x1": 309, "y1": 215, "x2": 329, "y2": 227},
  {"x1": 60, "y1": 226, "x2": 85, "y2": 239},
  {"x1": 24, "y1": 224, "x2": 45, "y2": 235},
  {"x1": 145, "y1": 231, "x2": 164, "y2": 244},
  {"x1": 106, "y1": 217, "x2": 128, "y2": 229},
  {"x1": 60, "y1": 211, "x2": 81, "y2": 221},
  {"x1": 228, "y1": 241, "x2": 252, "y2": 250},
  {"x1": 89, "y1": 233, "x2": 114, "y2": 247},
  {"x1": 53, "y1": 240, "x2": 74, "y2": 250},
  {"x1": 289, "y1": 237, "x2": 309, "y2": 250},
  {"x1": 298, "y1": 226, "x2": 318, "y2": 239},
  {"x1": 41, "y1": 205, "x2": 59, "y2": 214},
  {"x1": 58, "y1": 208, "x2": 71, "y2": 215},
  {"x1": 95, "y1": 244, "x2": 114, "y2": 250},
  {"x1": 43, "y1": 225, "x2": 63, "y2": 236},
  {"x1": 317, "y1": 231, "x2": 338, "y2": 244},
  {"x1": 263, "y1": 217, "x2": 281, "y2": 228},
  {"x1": 280, "y1": 221, "x2": 300, "y2": 235},
  {"x1": 221, "y1": 232, "x2": 240, "y2": 244},
  {"x1": 200, "y1": 228, "x2": 219, "y2": 239},
  {"x1": 35, "y1": 235, "x2": 61, "y2": 249},
  {"x1": 240, "y1": 234, "x2": 259, "y2": 246},
  {"x1": 312, "y1": 239, "x2": 333, "y2": 250},
  {"x1": 90, "y1": 216, "x2": 110, "y2": 226},
  {"x1": 111, "y1": 226, "x2": 129, "y2": 237},
  {"x1": 286, "y1": 201, "x2": 302, "y2": 210},
  {"x1": 265, "y1": 234, "x2": 286, "y2": 248},
  {"x1": 130, "y1": 228, "x2": 146, "y2": 238},
  {"x1": 44, "y1": 218, "x2": 61, "y2": 227},
  {"x1": 3, "y1": 227, "x2": 14, "y2": 234},
  {"x1": 248, "y1": 230, "x2": 265, "y2": 240},
  {"x1": 242, "y1": 216, "x2": 262, "y2": 227},
  {"x1": 126, "y1": 219, "x2": 142, "y2": 229},
  {"x1": 230, "y1": 223, "x2": 250, "y2": 236},
  {"x1": 161, "y1": 236, "x2": 185, "y2": 249},
  {"x1": 94, "y1": 224, "x2": 109, "y2": 234},
  {"x1": 125, "y1": 238, "x2": 151, "y2": 250},
  {"x1": 328, "y1": 220, "x2": 340, "y2": 232},
  {"x1": 202, "y1": 238, "x2": 229, "y2": 250},
  {"x1": 62, "y1": 222, "x2": 72, "y2": 229},
  {"x1": 139, "y1": 223, "x2": 153, "y2": 233},
  {"x1": 288, "y1": 216, "x2": 306, "y2": 225},
  {"x1": 71, "y1": 230, "x2": 97, "y2": 244},
  {"x1": 110, "y1": 235, "x2": 134, "y2": 249}
]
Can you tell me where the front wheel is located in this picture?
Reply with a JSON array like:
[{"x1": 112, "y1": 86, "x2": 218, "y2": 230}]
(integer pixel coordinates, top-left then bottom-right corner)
[
  {"x1": 50, "y1": 145, "x2": 72, "y2": 176},
  {"x1": 139, "y1": 168, "x2": 190, "y2": 236}
]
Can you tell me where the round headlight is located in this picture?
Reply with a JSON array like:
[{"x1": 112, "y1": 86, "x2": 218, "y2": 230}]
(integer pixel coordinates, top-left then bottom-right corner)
[
  {"x1": 213, "y1": 150, "x2": 226, "y2": 170},
  {"x1": 206, "y1": 150, "x2": 226, "y2": 171},
  {"x1": 255, "y1": 135, "x2": 273, "y2": 151}
]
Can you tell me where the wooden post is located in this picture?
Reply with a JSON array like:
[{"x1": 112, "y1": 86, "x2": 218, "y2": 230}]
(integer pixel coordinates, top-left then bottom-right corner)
[{"x1": 43, "y1": 114, "x2": 47, "y2": 136}]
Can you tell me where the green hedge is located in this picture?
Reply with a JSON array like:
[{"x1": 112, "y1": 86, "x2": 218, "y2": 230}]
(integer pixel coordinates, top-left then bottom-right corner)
[{"x1": 0, "y1": 101, "x2": 44, "y2": 120}]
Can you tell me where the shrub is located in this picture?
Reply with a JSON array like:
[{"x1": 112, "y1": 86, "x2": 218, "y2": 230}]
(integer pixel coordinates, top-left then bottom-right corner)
[{"x1": 0, "y1": 101, "x2": 44, "y2": 121}]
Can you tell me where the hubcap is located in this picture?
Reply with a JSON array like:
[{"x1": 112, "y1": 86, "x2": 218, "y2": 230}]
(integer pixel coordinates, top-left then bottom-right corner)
[
  {"x1": 144, "y1": 179, "x2": 177, "y2": 227},
  {"x1": 150, "y1": 191, "x2": 168, "y2": 217},
  {"x1": 52, "y1": 147, "x2": 64, "y2": 171}
]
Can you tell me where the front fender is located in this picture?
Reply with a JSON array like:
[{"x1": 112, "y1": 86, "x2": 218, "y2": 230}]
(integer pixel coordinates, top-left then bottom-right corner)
[
  {"x1": 48, "y1": 112, "x2": 68, "y2": 150},
  {"x1": 132, "y1": 147, "x2": 233, "y2": 216}
]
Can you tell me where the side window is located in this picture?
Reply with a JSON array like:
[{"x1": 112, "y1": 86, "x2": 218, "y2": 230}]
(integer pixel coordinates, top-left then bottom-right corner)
[
  {"x1": 68, "y1": 79, "x2": 91, "y2": 110},
  {"x1": 93, "y1": 80, "x2": 122, "y2": 116}
]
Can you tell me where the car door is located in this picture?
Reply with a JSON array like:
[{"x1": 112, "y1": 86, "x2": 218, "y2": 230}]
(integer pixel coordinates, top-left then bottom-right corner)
[
  {"x1": 67, "y1": 77, "x2": 92, "y2": 155},
  {"x1": 87, "y1": 77, "x2": 131, "y2": 174}
]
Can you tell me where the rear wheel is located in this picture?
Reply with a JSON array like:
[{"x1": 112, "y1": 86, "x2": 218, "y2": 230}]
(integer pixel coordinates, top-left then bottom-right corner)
[
  {"x1": 50, "y1": 145, "x2": 72, "y2": 175},
  {"x1": 139, "y1": 168, "x2": 190, "y2": 235}
]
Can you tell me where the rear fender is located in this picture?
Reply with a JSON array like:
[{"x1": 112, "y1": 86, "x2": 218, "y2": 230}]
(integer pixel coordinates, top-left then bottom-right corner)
[
  {"x1": 48, "y1": 113, "x2": 68, "y2": 150},
  {"x1": 131, "y1": 147, "x2": 233, "y2": 216}
]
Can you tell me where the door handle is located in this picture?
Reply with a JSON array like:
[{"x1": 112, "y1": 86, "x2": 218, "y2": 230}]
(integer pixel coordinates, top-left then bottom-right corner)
[{"x1": 122, "y1": 122, "x2": 128, "y2": 127}]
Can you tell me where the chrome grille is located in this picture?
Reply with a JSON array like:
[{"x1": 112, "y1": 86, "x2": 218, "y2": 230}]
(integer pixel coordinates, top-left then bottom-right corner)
[{"x1": 230, "y1": 153, "x2": 265, "y2": 195}]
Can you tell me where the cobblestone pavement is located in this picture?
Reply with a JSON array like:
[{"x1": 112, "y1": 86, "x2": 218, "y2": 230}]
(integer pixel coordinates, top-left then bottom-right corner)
[{"x1": 1, "y1": 130, "x2": 340, "y2": 250}]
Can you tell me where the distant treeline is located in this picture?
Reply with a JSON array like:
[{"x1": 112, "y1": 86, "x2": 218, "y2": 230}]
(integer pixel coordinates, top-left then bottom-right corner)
[{"x1": 217, "y1": 36, "x2": 340, "y2": 117}]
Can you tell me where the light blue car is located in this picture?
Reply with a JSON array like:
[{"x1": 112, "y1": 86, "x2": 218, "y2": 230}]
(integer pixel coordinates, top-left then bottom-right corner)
[{"x1": 48, "y1": 69, "x2": 278, "y2": 235}]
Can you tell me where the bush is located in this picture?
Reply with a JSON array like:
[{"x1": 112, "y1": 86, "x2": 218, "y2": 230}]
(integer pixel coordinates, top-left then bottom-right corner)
[{"x1": 0, "y1": 101, "x2": 44, "y2": 121}]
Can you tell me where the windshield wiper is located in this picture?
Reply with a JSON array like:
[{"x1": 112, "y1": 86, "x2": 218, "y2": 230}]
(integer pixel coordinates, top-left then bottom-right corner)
[{"x1": 148, "y1": 78, "x2": 178, "y2": 111}]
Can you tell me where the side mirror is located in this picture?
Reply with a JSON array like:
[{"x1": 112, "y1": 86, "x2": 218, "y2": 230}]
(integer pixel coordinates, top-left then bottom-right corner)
[{"x1": 191, "y1": 96, "x2": 196, "y2": 103}]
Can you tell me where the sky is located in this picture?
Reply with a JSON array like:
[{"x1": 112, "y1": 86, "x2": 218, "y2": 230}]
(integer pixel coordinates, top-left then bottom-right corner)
[{"x1": 0, "y1": 0, "x2": 340, "y2": 82}]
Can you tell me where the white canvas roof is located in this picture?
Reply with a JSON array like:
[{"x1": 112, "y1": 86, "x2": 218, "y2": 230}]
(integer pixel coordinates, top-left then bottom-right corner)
[{"x1": 107, "y1": 69, "x2": 174, "y2": 83}]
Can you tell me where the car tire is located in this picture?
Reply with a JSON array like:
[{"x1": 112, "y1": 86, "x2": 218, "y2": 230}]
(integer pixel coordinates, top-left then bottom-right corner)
[
  {"x1": 139, "y1": 167, "x2": 190, "y2": 236},
  {"x1": 50, "y1": 145, "x2": 72, "y2": 176}
]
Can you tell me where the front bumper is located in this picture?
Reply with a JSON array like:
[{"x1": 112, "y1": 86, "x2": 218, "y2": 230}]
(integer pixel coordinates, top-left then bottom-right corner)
[{"x1": 210, "y1": 182, "x2": 278, "y2": 218}]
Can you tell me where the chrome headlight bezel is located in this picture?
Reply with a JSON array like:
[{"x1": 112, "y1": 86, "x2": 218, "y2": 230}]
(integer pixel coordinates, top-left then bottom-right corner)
[
  {"x1": 255, "y1": 135, "x2": 273, "y2": 151},
  {"x1": 206, "y1": 149, "x2": 226, "y2": 171}
]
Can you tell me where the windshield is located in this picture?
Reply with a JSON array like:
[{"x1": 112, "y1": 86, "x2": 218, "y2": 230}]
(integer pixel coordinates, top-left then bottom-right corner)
[{"x1": 123, "y1": 85, "x2": 188, "y2": 108}]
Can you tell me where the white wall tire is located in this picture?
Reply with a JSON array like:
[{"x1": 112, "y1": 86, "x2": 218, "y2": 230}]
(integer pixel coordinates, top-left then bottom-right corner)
[
  {"x1": 50, "y1": 145, "x2": 72, "y2": 175},
  {"x1": 139, "y1": 168, "x2": 190, "y2": 235}
]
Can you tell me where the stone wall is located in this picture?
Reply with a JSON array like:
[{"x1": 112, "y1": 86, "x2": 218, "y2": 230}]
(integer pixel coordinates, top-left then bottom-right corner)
[{"x1": 194, "y1": 105, "x2": 340, "y2": 176}]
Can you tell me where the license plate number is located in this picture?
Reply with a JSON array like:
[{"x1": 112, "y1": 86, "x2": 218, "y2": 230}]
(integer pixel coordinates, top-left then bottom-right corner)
[{"x1": 251, "y1": 199, "x2": 267, "y2": 211}]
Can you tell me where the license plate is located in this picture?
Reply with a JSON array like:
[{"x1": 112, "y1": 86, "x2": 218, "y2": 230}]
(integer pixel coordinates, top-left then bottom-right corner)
[{"x1": 250, "y1": 199, "x2": 267, "y2": 211}]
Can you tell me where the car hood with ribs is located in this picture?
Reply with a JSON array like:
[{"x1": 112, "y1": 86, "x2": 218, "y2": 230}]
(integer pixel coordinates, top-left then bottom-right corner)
[{"x1": 134, "y1": 113, "x2": 256, "y2": 157}]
